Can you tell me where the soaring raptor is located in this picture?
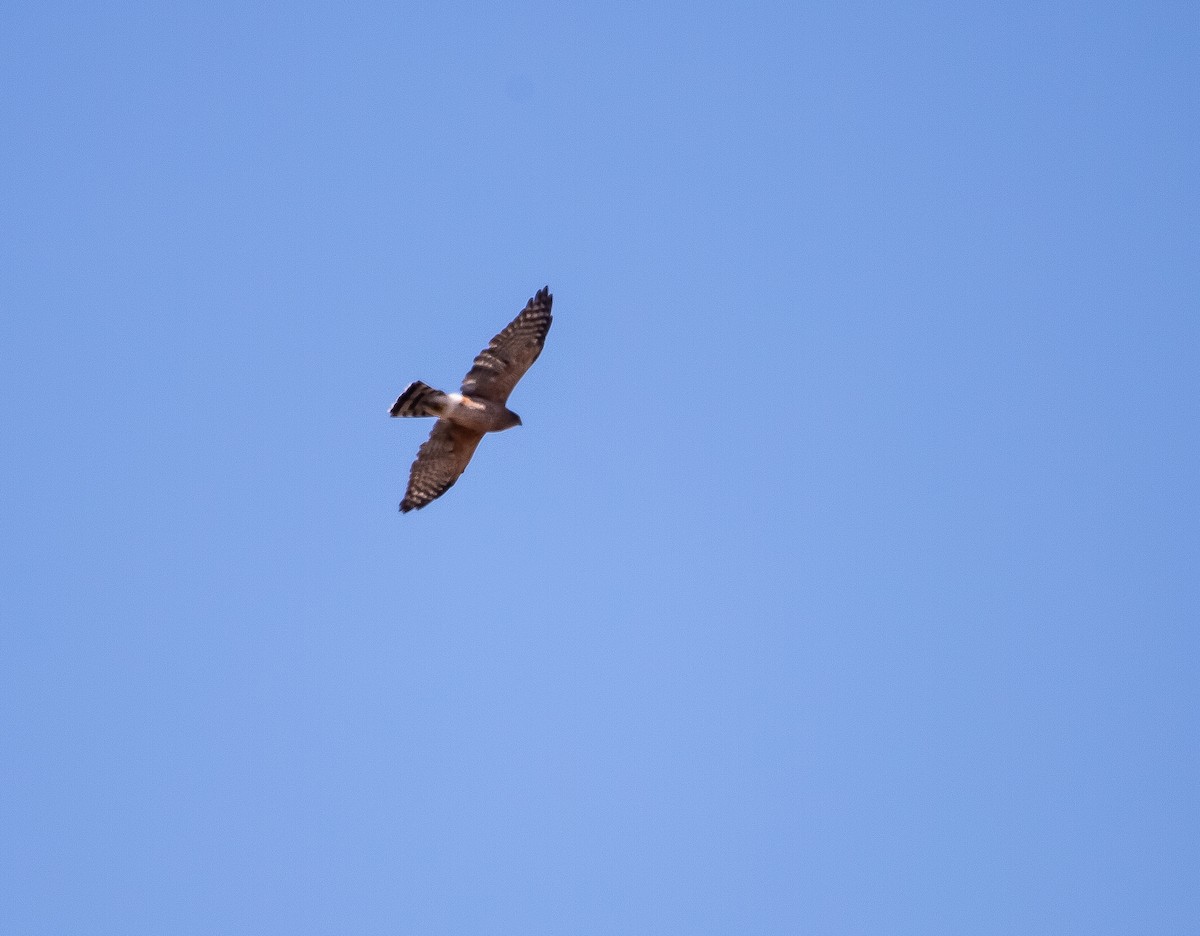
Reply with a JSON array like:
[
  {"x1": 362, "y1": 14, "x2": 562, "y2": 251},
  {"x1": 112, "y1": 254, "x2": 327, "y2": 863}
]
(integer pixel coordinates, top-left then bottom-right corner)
[{"x1": 389, "y1": 286, "x2": 553, "y2": 512}]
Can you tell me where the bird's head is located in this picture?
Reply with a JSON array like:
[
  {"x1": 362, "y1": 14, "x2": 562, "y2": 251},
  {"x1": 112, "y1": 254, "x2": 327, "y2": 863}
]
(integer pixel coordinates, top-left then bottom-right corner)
[{"x1": 499, "y1": 409, "x2": 522, "y2": 430}]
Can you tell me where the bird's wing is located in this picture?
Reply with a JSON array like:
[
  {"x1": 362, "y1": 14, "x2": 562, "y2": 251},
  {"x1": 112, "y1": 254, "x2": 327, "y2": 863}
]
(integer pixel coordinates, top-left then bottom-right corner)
[
  {"x1": 460, "y1": 286, "x2": 553, "y2": 404},
  {"x1": 400, "y1": 419, "x2": 485, "y2": 512}
]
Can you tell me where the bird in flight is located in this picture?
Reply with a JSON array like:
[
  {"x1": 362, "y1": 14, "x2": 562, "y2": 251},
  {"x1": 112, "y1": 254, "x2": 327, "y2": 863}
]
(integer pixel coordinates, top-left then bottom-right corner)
[{"x1": 390, "y1": 286, "x2": 553, "y2": 512}]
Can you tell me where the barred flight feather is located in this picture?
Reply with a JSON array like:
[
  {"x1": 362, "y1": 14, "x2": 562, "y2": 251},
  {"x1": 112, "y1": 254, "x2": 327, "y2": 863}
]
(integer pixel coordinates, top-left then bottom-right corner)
[
  {"x1": 460, "y1": 286, "x2": 553, "y2": 405},
  {"x1": 390, "y1": 381, "x2": 447, "y2": 418}
]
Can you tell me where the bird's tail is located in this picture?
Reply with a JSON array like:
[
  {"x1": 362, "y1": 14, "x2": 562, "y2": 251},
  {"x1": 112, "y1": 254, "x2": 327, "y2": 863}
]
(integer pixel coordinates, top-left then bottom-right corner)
[{"x1": 389, "y1": 381, "x2": 448, "y2": 418}]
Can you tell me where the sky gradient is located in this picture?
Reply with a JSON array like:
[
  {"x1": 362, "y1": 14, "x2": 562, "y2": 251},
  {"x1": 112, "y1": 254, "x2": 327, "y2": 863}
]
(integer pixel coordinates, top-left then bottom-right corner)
[{"x1": 2, "y1": 2, "x2": 1197, "y2": 933}]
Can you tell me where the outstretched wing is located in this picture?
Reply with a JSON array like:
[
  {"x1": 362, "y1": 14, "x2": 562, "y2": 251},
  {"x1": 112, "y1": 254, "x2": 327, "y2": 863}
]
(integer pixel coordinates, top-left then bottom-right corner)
[
  {"x1": 460, "y1": 286, "x2": 553, "y2": 404},
  {"x1": 400, "y1": 420, "x2": 485, "y2": 512}
]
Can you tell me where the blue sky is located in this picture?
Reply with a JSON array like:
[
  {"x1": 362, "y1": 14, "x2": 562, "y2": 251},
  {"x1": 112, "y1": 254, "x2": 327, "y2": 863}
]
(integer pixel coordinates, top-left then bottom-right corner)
[{"x1": 2, "y1": 2, "x2": 1197, "y2": 933}]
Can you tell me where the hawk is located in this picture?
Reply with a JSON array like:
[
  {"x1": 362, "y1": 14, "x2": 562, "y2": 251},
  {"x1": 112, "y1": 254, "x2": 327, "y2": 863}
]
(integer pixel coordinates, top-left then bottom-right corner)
[{"x1": 389, "y1": 286, "x2": 553, "y2": 512}]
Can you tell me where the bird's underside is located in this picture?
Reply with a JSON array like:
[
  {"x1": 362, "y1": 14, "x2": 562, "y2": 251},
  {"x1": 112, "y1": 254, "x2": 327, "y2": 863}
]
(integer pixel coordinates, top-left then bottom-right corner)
[{"x1": 390, "y1": 286, "x2": 552, "y2": 512}]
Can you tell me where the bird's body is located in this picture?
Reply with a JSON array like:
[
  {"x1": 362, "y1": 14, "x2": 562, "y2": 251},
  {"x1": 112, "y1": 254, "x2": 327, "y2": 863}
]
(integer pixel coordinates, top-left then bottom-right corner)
[
  {"x1": 391, "y1": 384, "x2": 521, "y2": 433},
  {"x1": 389, "y1": 287, "x2": 553, "y2": 512},
  {"x1": 440, "y1": 393, "x2": 523, "y2": 433}
]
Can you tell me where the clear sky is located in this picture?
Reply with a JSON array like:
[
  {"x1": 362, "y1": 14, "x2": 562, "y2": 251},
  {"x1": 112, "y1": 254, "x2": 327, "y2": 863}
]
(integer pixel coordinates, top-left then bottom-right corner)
[{"x1": 2, "y1": 2, "x2": 1197, "y2": 933}]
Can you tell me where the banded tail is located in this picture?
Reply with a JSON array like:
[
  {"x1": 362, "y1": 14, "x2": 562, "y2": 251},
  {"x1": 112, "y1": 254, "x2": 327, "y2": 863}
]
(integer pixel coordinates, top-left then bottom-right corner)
[{"x1": 390, "y1": 381, "x2": 448, "y2": 418}]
